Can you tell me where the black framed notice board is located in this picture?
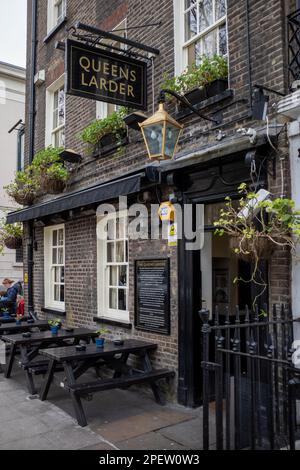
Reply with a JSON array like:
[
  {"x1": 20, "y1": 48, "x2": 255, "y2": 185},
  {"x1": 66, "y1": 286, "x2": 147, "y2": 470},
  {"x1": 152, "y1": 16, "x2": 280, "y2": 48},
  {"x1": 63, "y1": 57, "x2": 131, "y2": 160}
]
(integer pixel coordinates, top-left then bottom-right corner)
[{"x1": 135, "y1": 259, "x2": 171, "y2": 335}]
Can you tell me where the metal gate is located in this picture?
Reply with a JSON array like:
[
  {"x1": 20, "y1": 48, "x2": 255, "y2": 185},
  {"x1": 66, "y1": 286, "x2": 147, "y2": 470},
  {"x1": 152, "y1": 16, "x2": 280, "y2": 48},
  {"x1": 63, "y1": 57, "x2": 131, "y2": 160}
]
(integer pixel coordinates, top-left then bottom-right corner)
[{"x1": 200, "y1": 305, "x2": 300, "y2": 450}]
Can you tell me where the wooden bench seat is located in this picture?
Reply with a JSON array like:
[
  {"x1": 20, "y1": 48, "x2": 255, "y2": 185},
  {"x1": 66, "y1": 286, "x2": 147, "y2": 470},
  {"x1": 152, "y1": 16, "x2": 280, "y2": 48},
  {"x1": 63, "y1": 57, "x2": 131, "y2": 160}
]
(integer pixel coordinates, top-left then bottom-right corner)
[
  {"x1": 67, "y1": 369, "x2": 175, "y2": 395},
  {"x1": 21, "y1": 360, "x2": 64, "y2": 376}
]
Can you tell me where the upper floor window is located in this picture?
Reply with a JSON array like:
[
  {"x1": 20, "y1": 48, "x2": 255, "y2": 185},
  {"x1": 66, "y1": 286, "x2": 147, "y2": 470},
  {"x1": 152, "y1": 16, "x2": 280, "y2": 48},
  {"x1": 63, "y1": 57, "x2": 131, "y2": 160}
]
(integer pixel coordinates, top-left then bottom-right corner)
[
  {"x1": 175, "y1": 0, "x2": 227, "y2": 73},
  {"x1": 45, "y1": 75, "x2": 65, "y2": 148},
  {"x1": 47, "y1": 0, "x2": 66, "y2": 33},
  {"x1": 96, "y1": 19, "x2": 127, "y2": 120}
]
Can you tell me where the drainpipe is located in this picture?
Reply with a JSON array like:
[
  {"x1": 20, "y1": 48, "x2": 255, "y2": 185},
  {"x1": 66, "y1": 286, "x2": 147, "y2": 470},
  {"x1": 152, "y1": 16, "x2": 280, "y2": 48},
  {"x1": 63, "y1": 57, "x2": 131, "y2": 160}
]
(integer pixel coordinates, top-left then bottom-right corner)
[
  {"x1": 27, "y1": 0, "x2": 37, "y2": 316},
  {"x1": 246, "y1": 0, "x2": 253, "y2": 109}
]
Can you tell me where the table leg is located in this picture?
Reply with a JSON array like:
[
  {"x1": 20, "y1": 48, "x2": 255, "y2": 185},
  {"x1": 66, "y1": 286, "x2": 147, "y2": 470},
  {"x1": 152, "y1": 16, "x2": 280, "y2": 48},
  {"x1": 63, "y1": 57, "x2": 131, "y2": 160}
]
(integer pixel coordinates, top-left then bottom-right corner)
[
  {"x1": 113, "y1": 353, "x2": 129, "y2": 379},
  {"x1": 63, "y1": 361, "x2": 87, "y2": 427},
  {"x1": 5, "y1": 343, "x2": 17, "y2": 378},
  {"x1": 40, "y1": 359, "x2": 57, "y2": 401},
  {"x1": 143, "y1": 352, "x2": 166, "y2": 406},
  {"x1": 19, "y1": 345, "x2": 37, "y2": 395}
]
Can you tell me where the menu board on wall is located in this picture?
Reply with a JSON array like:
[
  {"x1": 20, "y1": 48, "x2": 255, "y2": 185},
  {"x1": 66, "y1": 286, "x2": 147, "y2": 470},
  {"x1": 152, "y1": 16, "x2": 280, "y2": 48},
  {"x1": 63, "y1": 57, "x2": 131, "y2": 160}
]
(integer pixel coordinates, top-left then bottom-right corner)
[{"x1": 135, "y1": 259, "x2": 170, "y2": 335}]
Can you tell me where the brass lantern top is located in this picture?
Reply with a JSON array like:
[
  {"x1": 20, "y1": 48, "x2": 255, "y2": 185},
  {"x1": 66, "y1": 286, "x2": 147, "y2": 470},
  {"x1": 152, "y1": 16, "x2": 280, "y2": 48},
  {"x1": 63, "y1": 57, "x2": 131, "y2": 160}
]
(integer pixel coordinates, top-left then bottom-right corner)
[{"x1": 140, "y1": 103, "x2": 184, "y2": 130}]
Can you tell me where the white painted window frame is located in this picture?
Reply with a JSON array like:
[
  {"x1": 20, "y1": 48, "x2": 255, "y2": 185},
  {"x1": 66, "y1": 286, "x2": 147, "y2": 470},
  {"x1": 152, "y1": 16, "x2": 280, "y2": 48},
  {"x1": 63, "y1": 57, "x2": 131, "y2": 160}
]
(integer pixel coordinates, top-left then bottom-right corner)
[
  {"x1": 96, "y1": 18, "x2": 128, "y2": 120},
  {"x1": 44, "y1": 224, "x2": 65, "y2": 311},
  {"x1": 47, "y1": 0, "x2": 66, "y2": 33},
  {"x1": 174, "y1": 0, "x2": 227, "y2": 75},
  {"x1": 97, "y1": 210, "x2": 129, "y2": 323},
  {"x1": 45, "y1": 74, "x2": 65, "y2": 147}
]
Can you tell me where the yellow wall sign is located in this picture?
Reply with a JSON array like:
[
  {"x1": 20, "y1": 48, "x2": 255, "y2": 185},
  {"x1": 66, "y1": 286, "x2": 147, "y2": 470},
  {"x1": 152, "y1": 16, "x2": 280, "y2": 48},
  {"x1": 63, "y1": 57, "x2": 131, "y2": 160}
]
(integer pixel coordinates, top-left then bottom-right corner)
[
  {"x1": 158, "y1": 202, "x2": 175, "y2": 222},
  {"x1": 168, "y1": 222, "x2": 178, "y2": 247}
]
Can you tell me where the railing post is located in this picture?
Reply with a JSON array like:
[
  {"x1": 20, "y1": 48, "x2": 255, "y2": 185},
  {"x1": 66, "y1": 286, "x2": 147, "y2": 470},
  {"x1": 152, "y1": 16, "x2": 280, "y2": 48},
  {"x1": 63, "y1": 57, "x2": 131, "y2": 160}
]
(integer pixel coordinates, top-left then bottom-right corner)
[{"x1": 200, "y1": 309, "x2": 211, "y2": 451}]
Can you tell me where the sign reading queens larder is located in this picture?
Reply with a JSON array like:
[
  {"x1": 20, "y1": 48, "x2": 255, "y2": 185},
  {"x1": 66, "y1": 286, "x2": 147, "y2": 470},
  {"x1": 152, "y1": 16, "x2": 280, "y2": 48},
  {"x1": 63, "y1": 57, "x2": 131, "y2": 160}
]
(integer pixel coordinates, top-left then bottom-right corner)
[{"x1": 66, "y1": 39, "x2": 147, "y2": 110}]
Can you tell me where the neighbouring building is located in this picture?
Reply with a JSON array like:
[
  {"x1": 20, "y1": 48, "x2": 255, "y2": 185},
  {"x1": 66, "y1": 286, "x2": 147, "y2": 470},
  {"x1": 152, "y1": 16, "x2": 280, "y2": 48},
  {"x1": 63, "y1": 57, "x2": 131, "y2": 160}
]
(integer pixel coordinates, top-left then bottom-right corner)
[
  {"x1": 7, "y1": 0, "x2": 300, "y2": 408},
  {"x1": 0, "y1": 61, "x2": 25, "y2": 282}
]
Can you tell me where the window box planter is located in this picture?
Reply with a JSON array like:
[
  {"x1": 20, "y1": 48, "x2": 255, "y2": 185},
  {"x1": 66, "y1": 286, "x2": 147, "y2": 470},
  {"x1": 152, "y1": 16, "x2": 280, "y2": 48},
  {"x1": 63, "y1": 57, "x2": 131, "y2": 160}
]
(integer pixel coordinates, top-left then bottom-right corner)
[
  {"x1": 181, "y1": 79, "x2": 228, "y2": 108},
  {"x1": 206, "y1": 79, "x2": 228, "y2": 98},
  {"x1": 41, "y1": 176, "x2": 66, "y2": 194},
  {"x1": 12, "y1": 192, "x2": 37, "y2": 206},
  {"x1": 4, "y1": 236, "x2": 23, "y2": 250},
  {"x1": 93, "y1": 131, "x2": 129, "y2": 158}
]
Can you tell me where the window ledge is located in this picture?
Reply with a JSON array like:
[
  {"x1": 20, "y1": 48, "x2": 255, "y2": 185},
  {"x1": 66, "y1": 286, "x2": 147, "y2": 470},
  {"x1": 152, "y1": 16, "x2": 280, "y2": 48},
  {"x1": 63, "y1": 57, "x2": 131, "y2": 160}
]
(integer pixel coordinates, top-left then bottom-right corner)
[
  {"x1": 44, "y1": 17, "x2": 67, "y2": 43},
  {"x1": 93, "y1": 316, "x2": 132, "y2": 330},
  {"x1": 175, "y1": 89, "x2": 234, "y2": 121},
  {"x1": 42, "y1": 307, "x2": 66, "y2": 317}
]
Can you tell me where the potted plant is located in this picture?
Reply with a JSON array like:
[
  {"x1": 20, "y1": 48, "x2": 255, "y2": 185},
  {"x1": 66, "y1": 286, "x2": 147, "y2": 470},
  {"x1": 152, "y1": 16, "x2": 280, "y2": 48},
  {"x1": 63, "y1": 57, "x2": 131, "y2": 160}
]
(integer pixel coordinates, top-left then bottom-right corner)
[
  {"x1": 5, "y1": 167, "x2": 40, "y2": 206},
  {"x1": 0, "y1": 220, "x2": 23, "y2": 252},
  {"x1": 214, "y1": 183, "x2": 300, "y2": 306},
  {"x1": 79, "y1": 108, "x2": 128, "y2": 156},
  {"x1": 48, "y1": 319, "x2": 62, "y2": 335},
  {"x1": 95, "y1": 328, "x2": 110, "y2": 348},
  {"x1": 162, "y1": 54, "x2": 228, "y2": 107},
  {"x1": 32, "y1": 146, "x2": 69, "y2": 194}
]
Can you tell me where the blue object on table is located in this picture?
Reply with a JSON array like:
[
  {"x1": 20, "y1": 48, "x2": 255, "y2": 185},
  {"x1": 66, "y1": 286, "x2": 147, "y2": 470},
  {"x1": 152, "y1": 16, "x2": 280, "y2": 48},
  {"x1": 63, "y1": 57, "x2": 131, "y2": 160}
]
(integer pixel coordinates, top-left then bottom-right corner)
[
  {"x1": 95, "y1": 338, "x2": 105, "y2": 348},
  {"x1": 16, "y1": 320, "x2": 22, "y2": 326},
  {"x1": 51, "y1": 326, "x2": 59, "y2": 335}
]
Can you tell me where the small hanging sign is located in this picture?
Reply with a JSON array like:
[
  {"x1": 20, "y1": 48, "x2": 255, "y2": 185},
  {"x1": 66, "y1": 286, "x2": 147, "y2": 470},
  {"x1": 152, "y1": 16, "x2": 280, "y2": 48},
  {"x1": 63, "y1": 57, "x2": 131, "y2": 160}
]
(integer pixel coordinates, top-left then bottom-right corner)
[
  {"x1": 66, "y1": 39, "x2": 147, "y2": 110},
  {"x1": 168, "y1": 222, "x2": 178, "y2": 247}
]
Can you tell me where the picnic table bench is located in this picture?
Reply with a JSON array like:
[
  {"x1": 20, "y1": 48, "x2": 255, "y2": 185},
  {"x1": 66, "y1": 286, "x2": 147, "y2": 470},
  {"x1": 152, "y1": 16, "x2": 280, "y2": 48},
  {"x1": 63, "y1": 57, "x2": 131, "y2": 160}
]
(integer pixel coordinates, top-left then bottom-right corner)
[
  {"x1": 1, "y1": 328, "x2": 97, "y2": 395},
  {"x1": 0, "y1": 320, "x2": 48, "y2": 336},
  {"x1": 0, "y1": 315, "x2": 30, "y2": 325},
  {"x1": 39, "y1": 339, "x2": 175, "y2": 427}
]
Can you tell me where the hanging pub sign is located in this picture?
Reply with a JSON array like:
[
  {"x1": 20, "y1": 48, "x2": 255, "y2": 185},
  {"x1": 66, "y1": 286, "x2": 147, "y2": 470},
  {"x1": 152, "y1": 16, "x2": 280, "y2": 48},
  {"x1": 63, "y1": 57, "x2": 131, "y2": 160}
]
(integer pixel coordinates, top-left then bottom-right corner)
[{"x1": 66, "y1": 39, "x2": 147, "y2": 110}]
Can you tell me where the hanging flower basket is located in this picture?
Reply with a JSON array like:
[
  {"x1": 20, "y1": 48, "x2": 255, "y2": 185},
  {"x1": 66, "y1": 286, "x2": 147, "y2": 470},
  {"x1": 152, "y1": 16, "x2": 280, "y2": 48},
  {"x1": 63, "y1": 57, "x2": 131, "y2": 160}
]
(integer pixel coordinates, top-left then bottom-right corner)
[
  {"x1": 230, "y1": 236, "x2": 274, "y2": 262},
  {"x1": 41, "y1": 176, "x2": 66, "y2": 194},
  {"x1": 4, "y1": 236, "x2": 23, "y2": 250},
  {"x1": 12, "y1": 191, "x2": 37, "y2": 206}
]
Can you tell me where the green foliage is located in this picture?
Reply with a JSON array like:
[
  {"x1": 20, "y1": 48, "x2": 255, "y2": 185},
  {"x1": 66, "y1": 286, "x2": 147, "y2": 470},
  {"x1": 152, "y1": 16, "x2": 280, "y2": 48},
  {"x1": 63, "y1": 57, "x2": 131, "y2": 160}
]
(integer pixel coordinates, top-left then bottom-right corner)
[
  {"x1": 0, "y1": 218, "x2": 23, "y2": 256},
  {"x1": 95, "y1": 328, "x2": 110, "y2": 337},
  {"x1": 79, "y1": 107, "x2": 127, "y2": 146},
  {"x1": 162, "y1": 55, "x2": 228, "y2": 99},
  {"x1": 32, "y1": 146, "x2": 68, "y2": 182},
  {"x1": 4, "y1": 167, "x2": 40, "y2": 205},
  {"x1": 48, "y1": 319, "x2": 62, "y2": 328}
]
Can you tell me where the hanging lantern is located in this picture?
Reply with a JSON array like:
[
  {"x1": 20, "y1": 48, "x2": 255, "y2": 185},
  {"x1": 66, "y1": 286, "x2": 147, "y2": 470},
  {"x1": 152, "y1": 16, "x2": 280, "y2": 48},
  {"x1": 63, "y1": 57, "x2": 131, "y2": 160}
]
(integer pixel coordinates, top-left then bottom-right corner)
[{"x1": 139, "y1": 103, "x2": 183, "y2": 161}]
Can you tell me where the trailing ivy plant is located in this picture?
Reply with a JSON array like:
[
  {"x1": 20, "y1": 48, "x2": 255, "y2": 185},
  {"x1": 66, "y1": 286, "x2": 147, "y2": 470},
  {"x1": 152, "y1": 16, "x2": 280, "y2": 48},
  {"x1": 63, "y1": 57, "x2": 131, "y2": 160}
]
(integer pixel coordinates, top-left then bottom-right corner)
[
  {"x1": 214, "y1": 183, "x2": 300, "y2": 306},
  {"x1": 79, "y1": 107, "x2": 128, "y2": 147},
  {"x1": 162, "y1": 54, "x2": 228, "y2": 99}
]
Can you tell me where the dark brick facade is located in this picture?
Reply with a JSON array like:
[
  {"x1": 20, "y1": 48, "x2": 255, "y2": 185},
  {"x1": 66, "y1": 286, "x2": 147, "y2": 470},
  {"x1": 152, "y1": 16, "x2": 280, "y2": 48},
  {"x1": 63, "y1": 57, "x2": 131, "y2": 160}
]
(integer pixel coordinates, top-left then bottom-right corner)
[{"x1": 22, "y1": 0, "x2": 297, "y2": 404}]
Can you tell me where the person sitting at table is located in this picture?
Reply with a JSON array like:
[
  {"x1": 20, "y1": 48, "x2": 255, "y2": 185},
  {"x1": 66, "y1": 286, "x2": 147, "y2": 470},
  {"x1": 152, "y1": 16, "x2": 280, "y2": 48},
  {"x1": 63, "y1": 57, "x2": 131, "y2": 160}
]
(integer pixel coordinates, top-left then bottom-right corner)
[{"x1": 0, "y1": 279, "x2": 19, "y2": 316}]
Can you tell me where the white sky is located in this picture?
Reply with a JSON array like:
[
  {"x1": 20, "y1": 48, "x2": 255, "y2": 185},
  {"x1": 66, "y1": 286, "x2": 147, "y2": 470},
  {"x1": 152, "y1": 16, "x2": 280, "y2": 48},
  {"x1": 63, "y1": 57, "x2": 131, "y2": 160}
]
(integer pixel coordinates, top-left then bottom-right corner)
[{"x1": 0, "y1": 0, "x2": 27, "y2": 68}]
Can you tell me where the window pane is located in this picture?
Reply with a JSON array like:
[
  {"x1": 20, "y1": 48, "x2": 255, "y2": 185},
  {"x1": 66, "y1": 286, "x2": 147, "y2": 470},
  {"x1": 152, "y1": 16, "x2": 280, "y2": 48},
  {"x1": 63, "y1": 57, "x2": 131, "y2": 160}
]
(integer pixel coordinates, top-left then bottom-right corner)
[
  {"x1": 109, "y1": 288, "x2": 118, "y2": 309},
  {"x1": 188, "y1": 40, "x2": 201, "y2": 65},
  {"x1": 52, "y1": 248, "x2": 57, "y2": 264},
  {"x1": 116, "y1": 241, "x2": 125, "y2": 263},
  {"x1": 199, "y1": 0, "x2": 213, "y2": 32},
  {"x1": 107, "y1": 242, "x2": 114, "y2": 262},
  {"x1": 58, "y1": 248, "x2": 64, "y2": 265},
  {"x1": 54, "y1": 267, "x2": 60, "y2": 283},
  {"x1": 219, "y1": 24, "x2": 227, "y2": 55},
  {"x1": 60, "y1": 285, "x2": 64, "y2": 302},
  {"x1": 54, "y1": 284, "x2": 60, "y2": 302},
  {"x1": 203, "y1": 30, "x2": 217, "y2": 56},
  {"x1": 53, "y1": 230, "x2": 58, "y2": 246},
  {"x1": 107, "y1": 218, "x2": 115, "y2": 240},
  {"x1": 58, "y1": 89, "x2": 65, "y2": 125},
  {"x1": 216, "y1": 0, "x2": 226, "y2": 20},
  {"x1": 185, "y1": 0, "x2": 196, "y2": 9},
  {"x1": 125, "y1": 240, "x2": 128, "y2": 262},
  {"x1": 185, "y1": 8, "x2": 197, "y2": 41},
  {"x1": 116, "y1": 217, "x2": 126, "y2": 239},
  {"x1": 109, "y1": 266, "x2": 118, "y2": 286},
  {"x1": 58, "y1": 229, "x2": 64, "y2": 245},
  {"x1": 119, "y1": 266, "x2": 127, "y2": 287},
  {"x1": 61, "y1": 267, "x2": 65, "y2": 283},
  {"x1": 118, "y1": 289, "x2": 127, "y2": 311}
]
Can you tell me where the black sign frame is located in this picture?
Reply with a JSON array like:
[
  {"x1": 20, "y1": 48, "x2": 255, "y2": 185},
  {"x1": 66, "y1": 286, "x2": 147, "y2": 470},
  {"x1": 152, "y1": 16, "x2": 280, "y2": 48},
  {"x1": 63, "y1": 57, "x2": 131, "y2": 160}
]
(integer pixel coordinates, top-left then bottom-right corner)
[
  {"x1": 135, "y1": 258, "x2": 171, "y2": 336},
  {"x1": 66, "y1": 39, "x2": 148, "y2": 110}
]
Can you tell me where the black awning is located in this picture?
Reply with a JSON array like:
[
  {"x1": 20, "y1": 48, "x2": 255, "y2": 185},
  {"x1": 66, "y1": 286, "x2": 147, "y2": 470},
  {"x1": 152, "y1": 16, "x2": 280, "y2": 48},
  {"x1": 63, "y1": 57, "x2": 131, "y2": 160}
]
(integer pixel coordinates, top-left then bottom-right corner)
[{"x1": 7, "y1": 173, "x2": 143, "y2": 224}]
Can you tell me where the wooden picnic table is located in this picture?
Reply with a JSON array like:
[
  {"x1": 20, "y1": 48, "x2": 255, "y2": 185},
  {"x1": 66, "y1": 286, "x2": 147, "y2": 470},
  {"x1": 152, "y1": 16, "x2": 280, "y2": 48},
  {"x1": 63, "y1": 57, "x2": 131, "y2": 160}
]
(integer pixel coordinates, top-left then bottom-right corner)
[
  {"x1": 0, "y1": 320, "x2": 48, "y2": 336},
  {"x1": 2, "y1": 328, "x2": 97, "y2": 395},
  {"x1": 39, "y1": 339, "x2": 175, "y2": 427}
]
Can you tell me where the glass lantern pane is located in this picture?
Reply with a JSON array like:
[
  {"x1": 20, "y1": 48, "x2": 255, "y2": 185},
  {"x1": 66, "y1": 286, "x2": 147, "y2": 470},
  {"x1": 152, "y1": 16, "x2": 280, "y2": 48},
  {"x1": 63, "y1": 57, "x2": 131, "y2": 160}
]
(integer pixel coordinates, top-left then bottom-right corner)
[
  {"x1": 165, "y1": 125, "x2": 181, "y2": 158},
  {"x1": 143, "y1": 124, "x2": 164, "y2": 157}
]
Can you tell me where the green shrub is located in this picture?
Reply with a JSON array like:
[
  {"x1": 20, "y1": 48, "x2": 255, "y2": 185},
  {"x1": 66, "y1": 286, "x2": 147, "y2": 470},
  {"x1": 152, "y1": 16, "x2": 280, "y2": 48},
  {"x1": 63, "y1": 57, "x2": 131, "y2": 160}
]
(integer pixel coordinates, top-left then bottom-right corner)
[{"x1": 79, "y1": 107, "x2": 127, "y2": 146}]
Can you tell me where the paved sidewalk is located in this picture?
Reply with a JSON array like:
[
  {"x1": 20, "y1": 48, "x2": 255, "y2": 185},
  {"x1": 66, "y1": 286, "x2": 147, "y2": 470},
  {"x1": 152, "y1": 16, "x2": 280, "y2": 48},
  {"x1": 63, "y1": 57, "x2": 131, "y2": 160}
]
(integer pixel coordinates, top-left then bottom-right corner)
[{"x1": 0, "y1": 369, "x2": 203, "y2": 450}]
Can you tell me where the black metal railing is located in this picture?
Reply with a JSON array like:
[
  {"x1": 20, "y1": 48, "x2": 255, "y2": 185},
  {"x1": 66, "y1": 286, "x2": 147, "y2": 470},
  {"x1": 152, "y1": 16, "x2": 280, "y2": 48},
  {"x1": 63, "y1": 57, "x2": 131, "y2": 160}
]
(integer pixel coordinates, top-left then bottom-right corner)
[
  {"x1": 200, "y1": 304, "x2": 299, "y2": 450},
  {"x1": 288, "y1": 9, "x2": 300, "y2": 84}
]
